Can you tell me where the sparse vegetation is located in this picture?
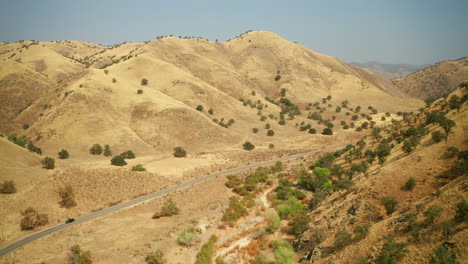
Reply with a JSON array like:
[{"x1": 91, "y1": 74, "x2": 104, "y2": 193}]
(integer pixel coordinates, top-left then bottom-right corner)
[
  {"x1": 67, "y1": 244, "x2": 93, "y2": 264},
  {"x1": 334, "y1": 230, "x2": 352, "y2": 250},
  {"x1": 58, "y1": 149, "x2": 69, "y2": 159},
  {"x1": 381, "y1": 197, "x2": 398, "y2": 215},
  {"x1": 195, "y1": 235, "x2": 217, "y2": 264},
  {"x1": 196, "y1": 105, "x2": 204, "y2": 111},
  {"x1": 404, "y1": 178, "x2": 416, "y2": 191},
  {"x1": 0, "y1": 180, "x2": 17, "y2": 194},
  {"x1": 376, "y1": 237, "x2": 408, "y2": 264},
  {"x1": 141, "y1": 78, "x2": 148, "y2": 85},
  {"x1": 89, "y1": 144, "x2": 103, "y2": 155},
  {"x1": 41, "y1": 157, "x2": 55, "y2": 169},
  {"x1": 20, "y1": 207, "x2": 48, "y2": 230},
  {"x1": 153, "y1": 199, "x2": 180, "y2": 219},
  {"x1": 131, "y1": 164, "x2": 146, "y2": 171},
  {"x1": 58, "y1": 185, "x2": 77, "y2": 208},
  {"x1": 243, "y1": 141, "x2": 255, "y2": 150},
  {"x1": 110, "y1": 155, "x2": 127, "y2": 166},
  {"x1": 103, "y1": 144, "x2": 112, "y2": 156},
  {"x1": 145, "y1": 250, "x2": 166, "y2": 264},
  {"x1": 173, "y1": 147, "x2": 187, "y2": 157},
  {"x1": 178, "y1": 227, "x2": 199, "y2": 246}
]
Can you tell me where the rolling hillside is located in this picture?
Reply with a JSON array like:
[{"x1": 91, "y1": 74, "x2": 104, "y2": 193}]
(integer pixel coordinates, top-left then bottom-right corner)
[{"x1": 392, "y1": 57, "x2": 468, "y2": 100}]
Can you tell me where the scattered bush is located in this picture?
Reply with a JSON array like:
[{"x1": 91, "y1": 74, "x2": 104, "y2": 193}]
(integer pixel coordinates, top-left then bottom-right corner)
[
  {"x1": 141, "y1": 78, "x2": 148, "y2": 85},
  {"x1": 89, "y1": 144, "x2": 102, "y2": 155},
  {"x1": 404, "y1": 178, "x2": 416, "y2": 191},
  {"x1": 20, "y1": 207, "x2": 48, "y2": 230},
  {"x1": 110, "y1": 155, "x2": 127, "y2": 166},
  {"x1": 267, "y1": 129, "x2": 275, "y2": 136},
  {"x1": 68, "y1": 244, "x2": 93, "y2": 264},
  {"x1": 252, "y1": 128, "x2": 259, "y2": 133},
  {"x1": 243, "y1": 141, "x2": 255, "y2": 150},
  {"x1": 0, "y1": 180, "x2": 17, "y2": 194},
  {"x1": 222, "y1": 197, "x2": 248, "y2": 225},
  {"x1": 269, "y1": 143, "x2": 275, "y2": 149},
  {"x1": 8, "y1": 134, "x2": 27, "y2": 147},
  {"x1": 275, "y1": 74, "x2": 281, "y2": 81},
  {"x1": 208, "y1": 108, "x2": 214, "y2": 115},
  {"x1": 454, "y1": 199, "x2": 467, "y2": 222},
  {"x1": 178, "y1": 227, "x2": 199, "y2": 246},
  {"x1": 266, "y1": 209, "x2": 281, "y2": 233},
  {"x1": 334, "y1": 230, "x2": 352, "y2": 249},
  {"x1": 153, "y1": 199, "x2": 180, "y2": 219},
  {"x1": 103, "y1": 144, "x2": 112, "y2": 156},
  {"x1": 195, "y1": 235, "x2": 217, "y2": 264},
  {"x1": 41, "y1": 157, "x2": 55, "y2": 169},
  {"x1": 58, "y1": 185, "x2": 77, "y2": 208},
  {"x1": 27, "y1": 141, "x2": 42, "y2": 155},
  {"x1": 273, "y1": 241, "x2": 295, "y2": 264},
  {"x1": 354, "y1": 224, "x2": 371, "y2": 240},
  {"x1": 322, "y1": 128, "x2": 333, "y2": 135},
  {"x1": 196, "y1": 105, "x2": 204, "y2": 111},
  {"x1": 424, "y1": 205, "x2": 442, "y2": 224},
  {"x1": 131, "y1": 164, "x2": 146, "y2": 171},
  {"x1": 431, "y1": 131, "x2": 446, "y2": 143},
  {"x1": 289, "y1": 213, "x2": 310, "y2": 235},
  {"x1": 376, "y1": 237, "x2": 408, "y2": 264},
  {"x1": 173, "y1": 147, "x2": 187, "y2": 157},
  {"x1": 145, "y1": 250, "x2": 166, "y2": 264},
  {"x1": 309, "y1": 128, "x2": 316, "y2": 134},
  {"x1": 58, "y1": 149, "x2": 69, "y2": 159},
  {"x1": 381, "y1": 197, "x2": 398, "y2": 215},
  {"x1": 430, "y1": 246, "x2": 457, "y2": 264},
  {"x1": 120, "y1": 150, "x2": 135, "y2": 159},
  {"x1": 137, "y1": 89, "x2": 143, "y2": 94},
  {"x1": 23, "y1": 124, "x2": 29, "y2": 130}
]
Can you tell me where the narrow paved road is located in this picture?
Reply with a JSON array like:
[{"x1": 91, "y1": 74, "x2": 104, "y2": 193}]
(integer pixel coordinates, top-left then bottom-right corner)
[{"x1": 0, "y1": 143, "x2": 349, "y2": 258}]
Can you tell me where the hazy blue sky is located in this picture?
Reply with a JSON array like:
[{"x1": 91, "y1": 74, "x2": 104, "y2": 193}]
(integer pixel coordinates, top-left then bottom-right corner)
[{"x1": 1, "y1": 0, "x2": 467, "y2": 64}]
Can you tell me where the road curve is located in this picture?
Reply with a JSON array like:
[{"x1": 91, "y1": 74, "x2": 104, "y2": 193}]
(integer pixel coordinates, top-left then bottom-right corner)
[{"x1": 0, "y1": 143, "x2": 350, "y2": 258}]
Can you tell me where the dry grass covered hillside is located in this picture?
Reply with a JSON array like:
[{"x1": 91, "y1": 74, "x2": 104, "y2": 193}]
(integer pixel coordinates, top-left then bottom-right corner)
[{"x1": 392, "y1": 57, "x2": 468, "y2": 100}]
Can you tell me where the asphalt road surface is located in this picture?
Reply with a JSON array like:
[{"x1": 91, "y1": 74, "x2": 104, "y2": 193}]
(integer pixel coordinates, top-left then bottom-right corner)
[{"x1": 0, "y1": 143, "x2": 350, "y2": 258}]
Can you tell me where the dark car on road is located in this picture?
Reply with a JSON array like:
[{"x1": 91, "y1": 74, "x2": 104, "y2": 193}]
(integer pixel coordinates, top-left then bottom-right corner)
[{"x1": 65, "y1": 218, "x2": 75, "y2": 224}]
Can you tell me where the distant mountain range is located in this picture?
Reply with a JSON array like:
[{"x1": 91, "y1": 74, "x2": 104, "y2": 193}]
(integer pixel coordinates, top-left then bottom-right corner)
[{"x1": 351, "y1": 61, "x2": 429, "y2": 80}]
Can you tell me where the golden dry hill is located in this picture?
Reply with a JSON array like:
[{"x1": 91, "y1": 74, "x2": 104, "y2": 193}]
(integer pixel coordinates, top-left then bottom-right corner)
[
  {"x1": 0, "y1": 31, "x2": 423, "y2": 157},
  {"x1": 392, "y1": 57, "x2": 468, "y2": 100}
]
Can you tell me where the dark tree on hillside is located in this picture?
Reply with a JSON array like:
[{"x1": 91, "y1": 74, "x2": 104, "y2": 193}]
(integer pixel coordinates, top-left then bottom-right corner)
[
  {"x1": 58, "y1": 149, "x2": 69, "y2": 159},
  {"x1": 322, "y1": 128, "x2": 333, "y2": 135},
  {"x1": 111, "y1": 155, "x2": 127, "y2": 166},
  {"x1": 243, "y1": 141, "x2": 255, "y2": 150},
  {"x1": 173, "y1": 147, "x2": 187, "y2": 157}
]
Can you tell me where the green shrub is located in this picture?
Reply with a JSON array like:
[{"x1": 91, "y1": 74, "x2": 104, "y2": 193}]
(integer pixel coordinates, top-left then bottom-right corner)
[
  {"x1": 103, "y1": 145, "x2": 112, "y2": 156},
  {"x1": 289, "y1": 213, "x2": 310, "y2": 235},
  {"x1": 222, "y1": 197, "x2": 247, "y2": 225},
  {"x1": 266, "y1": 209, "x2": 281, "y2": 233},
  {"x1": 131, "y1": 164, "x2": 146, "y2": 171},
  {"x1": 120, "y1": 150, "x2": 135, "y2": 159},
  {"x1": 141, "y1": 78, "x2": 148, "y2": 85},
  {"x1": 376, "y1": 237, "x2": 408, "y2": 264},
  {"x1": 454, "y1": 199, "x2": 468, "y2": 222},
  {"x1": 404, "y1": 178, "x2": 416, "y2": 191},
  {"x1": 89, "y1": 144, "x2": 102, "y2": 155},
  {"x1": 27, "y1": 141, "x2": 42, "y2": 155},
  {"x1": 424, "y1": 205, "x2": 442, "y2": 224},
  {"x1": 153, "y1": 199, "x2": 180, "y2": 219},
  {"x1": 275, "y1": 74, "x2": 281, "y2": 81},
  {"x1": 354, "y1": 224, "x2": 371, "y2": 240},
  {"x1": 195, "y1": 235, "x2": 217, "y2": 264},
  {"x1": 137, "y1": 89, "x2": 143, "y2": 94},
  {"x1": 0, "y1": 180, "x2": 17, "y2": 194},
  {"x1": 195, "y1": 105, "x2": 204, "y2": 111},
  {"x1": 273, "y1": 241, "x2": 295, "y2": 264},
  {"x1": 267, "y1": 129, "x2": 275, "y2": 136},
  {"x1": 110, "y1": 155, "x2": 127, "y2": 166},
  {"x1": 58, "y1": 185, "x2": 77, "y2": 208},
  {"x1": 145, "y1": 250, "x2": 166, "y2": 264},
  {"x1": 58, "y1": 149, "x2": 69, "y2": 159},
  {"x1": 68, "y1": 244, "x2": 93, "y2": 264},
  {"x1": 334, "y1": 230, "x2": 352, "y2": 249},
  {"x1": 430, "y1": 246, "x2": 457, "y2": 264},
  {"x1": 381, "y1": 197, "x2": 398, "y2": 215},
  {"x1": 208, "y1": 108, "x2": 214, "y2": 115},
  {"x1": 41, "y1": 157, "x2": 55, "y2": 169},
  {"x1": 178, "y1": 227, "x2": 198, "y2": 246},
  {"x1": 173, "y1": 147, "x2": 187, "y2": 157},
  {"x1": 243, "y1": 141, "x2": 255, "y2": 150},
  {"x1": 431, "y1": 131, "x2": 446, "y2": 143},
  {"x1": 322, "y1": 128, "x2": 333, "y2": 135},
  {"x1": 8, "y1": 134, "x2": 27, "y2": 147}
]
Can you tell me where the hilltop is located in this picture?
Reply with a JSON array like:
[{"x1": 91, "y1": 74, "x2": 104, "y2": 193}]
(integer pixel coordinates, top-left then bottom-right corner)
[{"x1": 392, "y1": 57, "x2": 468, "y2": 100}]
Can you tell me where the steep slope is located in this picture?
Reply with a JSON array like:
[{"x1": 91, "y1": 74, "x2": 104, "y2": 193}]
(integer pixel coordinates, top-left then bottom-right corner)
[
  {"x1": 392, "y1": 57, "x2": 468, "y2": 99},
  {"x1": 351, "y1": 61, "x2": 428, "y2": 80}
]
